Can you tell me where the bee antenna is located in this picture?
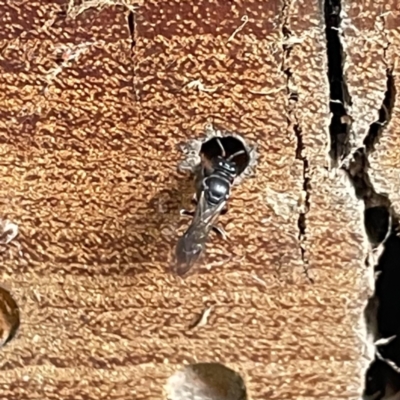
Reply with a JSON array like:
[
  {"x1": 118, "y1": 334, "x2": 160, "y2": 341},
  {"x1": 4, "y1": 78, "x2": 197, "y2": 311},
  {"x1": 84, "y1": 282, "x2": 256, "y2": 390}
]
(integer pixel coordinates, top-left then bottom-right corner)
[
  {"x1": 227, "y1": 149, "x2": 246, "y2": 161},
  {"x1": 216, "y1": 138, "x2": 226, "y2": 158}
]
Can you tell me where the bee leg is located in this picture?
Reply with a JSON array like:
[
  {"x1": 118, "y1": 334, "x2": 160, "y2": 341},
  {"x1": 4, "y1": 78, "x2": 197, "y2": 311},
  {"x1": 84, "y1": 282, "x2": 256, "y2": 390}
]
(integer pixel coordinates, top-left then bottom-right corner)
[
  {"x1": 212, "y1": 225, "x2": 228, "y2": 240},
  {"x1": 180, "y1": 209, "x2": 195, "y2": 218},
  {"x1": 180, "y1": 194, "x2": 198, "y2": 217},
  {"x1": 190, "y1": 192, "x2": 200, "y2": 205}
]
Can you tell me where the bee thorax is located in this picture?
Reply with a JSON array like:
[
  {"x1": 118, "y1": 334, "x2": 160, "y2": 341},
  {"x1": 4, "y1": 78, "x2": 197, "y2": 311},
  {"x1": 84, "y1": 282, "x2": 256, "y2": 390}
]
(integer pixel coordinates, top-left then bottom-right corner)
[{"x1": 204, "y1": 176, "x2": 230, "y2": 205}]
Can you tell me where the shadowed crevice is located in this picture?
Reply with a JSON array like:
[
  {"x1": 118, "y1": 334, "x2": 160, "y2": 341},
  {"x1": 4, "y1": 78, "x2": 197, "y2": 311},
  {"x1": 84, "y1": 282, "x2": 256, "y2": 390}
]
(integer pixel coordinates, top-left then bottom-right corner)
[
  {"x1": 324, "y1": 0, "x2": 352, "y2": 165},
  {"x1": 128, "y1": 10, "x2": 139, "y2": 101},
  {"x1": 323, "y1": 1, "x2": 400, "y2": 394},
  {"x1": 338, "y1": 65, "x2": 400, "y2": 400},
  {"x1": 364, "y1": 69, "x2": 396, "y2": 154},
  {"x1": 280, "y1": 0, "x2": 312, "y2": 281},
  {"x1": 128, "y1": 11, "x2": 136, "y2": 50},
  {"x1": 344, "y1": 78, "x2": 399, "y2": 400},
  {"x1": 322, "y1": 1, "x2": 399, "y2": 395},
  {"x1": 362, "y1": 231, "x2": 400, "y2": 400},
  {"x1": 294, "y1": 124, "x2": 311, "y2": 277}
]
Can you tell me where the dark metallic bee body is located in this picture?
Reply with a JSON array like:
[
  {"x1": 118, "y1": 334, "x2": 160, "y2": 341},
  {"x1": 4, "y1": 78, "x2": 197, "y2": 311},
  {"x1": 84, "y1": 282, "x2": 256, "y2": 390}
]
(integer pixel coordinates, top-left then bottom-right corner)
[
  {"x1": 204, "y1": 157, "x2": 237, "y2": 205},
  {"x1": 174, "y1": 142, "x2": 244, "y2": 277}
]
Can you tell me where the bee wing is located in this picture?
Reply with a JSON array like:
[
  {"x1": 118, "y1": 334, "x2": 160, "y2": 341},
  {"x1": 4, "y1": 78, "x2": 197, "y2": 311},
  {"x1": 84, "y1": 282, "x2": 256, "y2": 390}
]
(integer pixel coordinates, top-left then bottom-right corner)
[
  {"x1": 194, "y1": 154, "x2": 214, "y2": 200},
  {"x1": 174, "y1": 192, "x2": 226, "y2": 277}
]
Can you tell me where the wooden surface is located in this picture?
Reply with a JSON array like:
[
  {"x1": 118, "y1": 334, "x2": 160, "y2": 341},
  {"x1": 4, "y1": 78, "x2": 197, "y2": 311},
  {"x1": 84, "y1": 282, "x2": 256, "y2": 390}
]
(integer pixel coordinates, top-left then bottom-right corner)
[{"x1": 0, "y1": 0, "x2": 398, "y2": 399}]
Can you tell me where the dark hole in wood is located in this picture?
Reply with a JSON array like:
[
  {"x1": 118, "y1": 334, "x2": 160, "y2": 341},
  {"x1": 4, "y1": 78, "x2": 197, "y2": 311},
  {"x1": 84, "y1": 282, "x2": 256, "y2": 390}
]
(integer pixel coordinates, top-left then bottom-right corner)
[
  {"x1": 0, "y1": 286, "x2": 20, "y2": 348},
  {"x1": 200, "y1": 136, "x2": 250, "y2": 176}
]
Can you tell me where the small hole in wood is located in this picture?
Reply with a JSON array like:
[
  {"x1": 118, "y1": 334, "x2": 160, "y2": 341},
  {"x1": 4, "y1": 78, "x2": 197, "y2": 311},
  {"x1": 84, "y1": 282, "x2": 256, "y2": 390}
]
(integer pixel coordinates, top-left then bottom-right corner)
[
  {"x1": 166, "y1": 362, "x2": 247, "y2": 400},
  {"x1": 200, "y1": 136, "x2": 250, "y2": 176},
  {"x1": 0, "y1": 287, "x2": 20, "y2": 347}
]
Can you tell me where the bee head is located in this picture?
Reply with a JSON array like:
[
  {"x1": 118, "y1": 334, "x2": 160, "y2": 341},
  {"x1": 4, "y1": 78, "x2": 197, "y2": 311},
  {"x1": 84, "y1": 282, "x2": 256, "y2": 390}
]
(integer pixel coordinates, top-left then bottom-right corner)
[{"x1": 212, "y1": 156, "x2": 237, "y2": 176}]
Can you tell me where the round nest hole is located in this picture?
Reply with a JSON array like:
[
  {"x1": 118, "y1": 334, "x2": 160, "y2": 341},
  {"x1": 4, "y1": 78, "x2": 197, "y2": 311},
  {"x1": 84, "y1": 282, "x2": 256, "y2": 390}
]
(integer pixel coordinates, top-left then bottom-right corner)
[
  {"x1": 200, "y1": 136, "x2": 250, "y2": 176},
  {"x1": 0, "y1": 286, "x2": 20, "y2": 348},
  {"x1": 166, "y1": 362, "x2": 247, "y2": 400}
]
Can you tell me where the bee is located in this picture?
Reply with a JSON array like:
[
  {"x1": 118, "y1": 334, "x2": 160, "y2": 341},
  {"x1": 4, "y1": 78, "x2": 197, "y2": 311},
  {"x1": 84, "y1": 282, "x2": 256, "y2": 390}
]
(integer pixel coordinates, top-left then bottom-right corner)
[{"x1": 173, "y1": 138, "x2": 245, "y2": 277}]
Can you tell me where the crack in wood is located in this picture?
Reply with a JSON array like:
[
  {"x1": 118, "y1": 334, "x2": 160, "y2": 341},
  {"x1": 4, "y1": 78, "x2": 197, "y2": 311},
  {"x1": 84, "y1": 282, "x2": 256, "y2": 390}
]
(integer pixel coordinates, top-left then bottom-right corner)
[
  {"x1": 324, "y1": 0, "x2": 353, "y2": 166},
  {"x1": 128, "y1": 11, "x2": 136, "y2": 50},
  {"x1": 280, "y1": 0, "x2": 312, "y2": 283},
  {"x1": 357, "y1": 71, "x2": 400, "y2": 400},
  {"x1": 363, "y1": 69, "x2": 396, "y2": 155},
  {"x1": 323, "y1": 2, "x2": 399, "y2": 397}
]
